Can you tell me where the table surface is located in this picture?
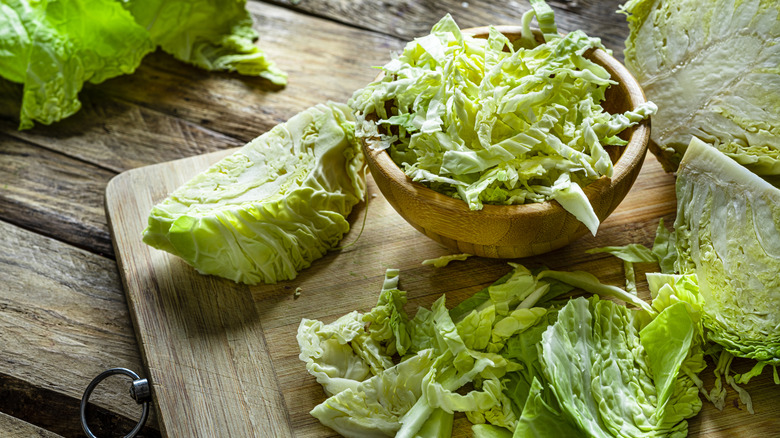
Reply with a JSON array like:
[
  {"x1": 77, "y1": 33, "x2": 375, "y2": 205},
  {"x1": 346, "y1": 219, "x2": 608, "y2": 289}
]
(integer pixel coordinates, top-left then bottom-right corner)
[{"x1": 1, "y1": 1, "x2": 778, "y2": 437}]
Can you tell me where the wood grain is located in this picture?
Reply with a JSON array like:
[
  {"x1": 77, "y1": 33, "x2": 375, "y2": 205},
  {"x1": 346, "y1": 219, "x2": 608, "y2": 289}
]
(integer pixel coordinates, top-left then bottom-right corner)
[
  {"x1": 0, "y1": 220, "x2": 155, "y2": 433},
  {"x1": 262, "y1": 0, "x2": 632, "y2": 60},
  {"x1": 0, "y1": 412, "x2": 63, "y2": 438},
  {"x1": 0, "y1": 87, "x2": 244, "y2": 173},
  {"x1": 0, "y1": 134, "x2": 116, "y2": 256},
  {"x1": 106, "y1": 147, "x2": 780, "y2": 437}
]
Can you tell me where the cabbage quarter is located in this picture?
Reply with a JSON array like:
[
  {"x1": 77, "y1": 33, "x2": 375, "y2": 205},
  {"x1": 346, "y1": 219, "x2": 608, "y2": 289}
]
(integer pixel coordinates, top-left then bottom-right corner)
[
  {"x1": 350, "y1": 7, "x2": 656, "y2": 235},
  {"x1": 675, "y1": 137, "x2": 780, "y2": 367},
  {"x1": 143, "y1": 103, "x2": 365, "y2": 285}
]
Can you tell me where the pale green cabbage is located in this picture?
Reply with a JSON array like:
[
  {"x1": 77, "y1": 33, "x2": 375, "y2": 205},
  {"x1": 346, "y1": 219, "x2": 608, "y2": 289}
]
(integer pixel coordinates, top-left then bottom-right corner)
[
  {"x1": 533, "y1": 297, "x2": 701, "y2": 437},
  {"x1": 350, "y1": 3, "x2": 656, "y2": 235},
  {"x1": 621, "y1": 0, "x2": 780, "y2": 174},
  {"x1": 142, "y1": 103, "x2": 365, "y2": 285},
  {"x1": 0, "y1": 0, "x2": 285, "y2": 129},
  {"x1": 421, "y1": 253, "x2": 472, "y2": 268},
  {"x1": 121, "y1": 0, "x2": 286, "y2": 83},
  {"x1": 674, "y1": 136, "x2": 780, "y2": 369},
  {"x1": 297, "y1": 263, "x2": 705, "y2": 437}
]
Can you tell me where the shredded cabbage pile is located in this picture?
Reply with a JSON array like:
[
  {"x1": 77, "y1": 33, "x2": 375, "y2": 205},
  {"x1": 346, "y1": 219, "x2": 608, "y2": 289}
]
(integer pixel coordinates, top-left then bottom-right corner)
[{"x1": 350, "y1": 2, "x2": 656, "y2": 235}]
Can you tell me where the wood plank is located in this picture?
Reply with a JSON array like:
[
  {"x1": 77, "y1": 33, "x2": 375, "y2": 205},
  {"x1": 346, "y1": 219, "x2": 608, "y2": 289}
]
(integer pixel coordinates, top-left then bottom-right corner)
[
  {"x1": 0, "y1": 220, "x2": 153, "y2": 431},
  {"x1": 106, "y1": 147, "x2": 778, "y2": 436},
  {"x1": 0, "y1": 412, "x2": 63, "y2": 438},
  {"x1": 0, "y1": 135, "x2": 115, "y2": 256},
  {"x1": 266, "y1": 0, "x2": 632, "y2": 60},
  {"x1": 0, "y1": 86, "x2": 244, "y2": 173}
]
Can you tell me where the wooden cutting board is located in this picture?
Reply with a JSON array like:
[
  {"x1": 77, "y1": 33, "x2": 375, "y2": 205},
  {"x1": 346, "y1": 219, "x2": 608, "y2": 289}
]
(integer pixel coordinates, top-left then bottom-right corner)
[{"x1": 105, "y1": 150, "x2": 779, "y2": 437}]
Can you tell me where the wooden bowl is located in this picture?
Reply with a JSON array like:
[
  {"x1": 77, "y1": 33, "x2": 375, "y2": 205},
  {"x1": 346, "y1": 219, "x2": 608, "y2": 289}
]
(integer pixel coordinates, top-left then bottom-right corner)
[{"x1": 362, "y1": 26, "x2": 650, "y2": 258}]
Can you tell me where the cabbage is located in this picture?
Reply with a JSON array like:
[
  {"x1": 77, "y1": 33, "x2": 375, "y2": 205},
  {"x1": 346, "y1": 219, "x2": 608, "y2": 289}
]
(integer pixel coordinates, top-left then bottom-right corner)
[
  {"x1": 674, "y1": 136, "x2": 780, "y2": 369},
  {"x1": 298, "y1": 263, "x2": 706, "y2": 437},
  {"x1": 142, "y1": 102, "x2": 365, "y2": 285},
  {"x1": 0, "y1": 0, "x2": 285, "y2": 129},
  {"x1": 350, "y1": 3, "x2": 656, "y2": 234},
  {"x1": 0, "y1": 0, "x2": 153, "y2": 129},
  {"x1": 421, "y1": 253, "x2": 472, "y2": 267},
  {"x1": 621, "y1": 0, "x2": 780, "y2": 174},
  {"x1": 532, "y1": 297, "x2": 701, "y2": 437},
  {"x1": 121, "y1": 0, "x2": 286, "y2": 83}
]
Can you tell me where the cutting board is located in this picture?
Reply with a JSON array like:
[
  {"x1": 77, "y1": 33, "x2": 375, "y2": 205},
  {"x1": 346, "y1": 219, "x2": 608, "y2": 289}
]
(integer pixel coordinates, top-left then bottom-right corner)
[{"x1": 105, "y1": 150, "x2": 780, "y2": 437}]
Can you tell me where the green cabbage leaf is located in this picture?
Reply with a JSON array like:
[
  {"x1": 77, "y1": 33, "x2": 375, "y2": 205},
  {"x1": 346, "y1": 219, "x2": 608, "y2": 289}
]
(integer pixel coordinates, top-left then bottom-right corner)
[
  {"x1": 0, "y1": 0, "x2": 285, "y2": 129},
  {"x1": 534, "y1": 296, "x2": 701, "y2": 437},
  {"x1": 0, "y1": 0, "x2": 154, "y2": 129},
  {"x1": 621, "y1": 0, "x2": 780, "y2": 174},
  {"x1": 121, "y1": 0, "x2": 286, "y2": 84},
  {"x1": 142, "y1": 102, "x2": 365, "y2": 284},
  {"x1": 350, "y1": 6, "x2": 656, "y2": 235},
  {"x1": 298, "y1": 262, "x2": 706, "y2": 437}
]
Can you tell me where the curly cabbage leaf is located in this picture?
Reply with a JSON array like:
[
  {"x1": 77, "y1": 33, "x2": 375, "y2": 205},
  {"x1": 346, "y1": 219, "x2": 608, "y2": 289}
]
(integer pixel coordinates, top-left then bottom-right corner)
[
  {"x1": 297, "y1": 311, "x2": 391, "y2": 397},
  {"x1": 0, "y1": 0, "x2": 285, "y2": 129},
  {"x1": 538, "y1": 297, "x2": 701, "y2": 437},
  {"x1": 309, "y1": 348, "x2": 439, "y2": 438},
  {"x1": 121, "y1": 0, "x2": 286, "y2": 84},
  {"x1": 0, "y1": 0, "x2": 154, "y2": 129},
  {"x1": 142, "y1": 102, "x2": 365, "y2": 284},
  {"x1": 674, "y1": 136, "x2": 780, "y2": 366},
  {"x1": 621, "y1": 0, "x2": 780, "y2": 174},
  {"x1": 298, "y1": 262, "x2": 707, "y2": 437},
  {"x1": 350, "y1": 8, "x2": 656, "y2": 235}
]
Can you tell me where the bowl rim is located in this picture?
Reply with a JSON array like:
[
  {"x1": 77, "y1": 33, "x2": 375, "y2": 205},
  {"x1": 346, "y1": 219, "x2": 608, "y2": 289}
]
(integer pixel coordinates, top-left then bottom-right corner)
[{"x1": 362, "y1": 25, "x2": 650, "y2": 220}]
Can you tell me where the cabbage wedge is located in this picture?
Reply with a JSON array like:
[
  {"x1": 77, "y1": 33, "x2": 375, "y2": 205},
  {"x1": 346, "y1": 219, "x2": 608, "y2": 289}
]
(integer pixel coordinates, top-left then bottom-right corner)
[
  {"x1": 142, "y1": 102, "x2": 365, "y2": 284},
  {"x1": 674, "y1": 136, "x2": 780, "y2": 366}
]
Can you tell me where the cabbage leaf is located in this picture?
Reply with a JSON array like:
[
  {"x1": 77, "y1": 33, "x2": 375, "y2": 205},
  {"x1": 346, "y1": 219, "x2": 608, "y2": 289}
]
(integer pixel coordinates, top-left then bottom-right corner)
[
  {"x1": 0, "y1": 0, "x2": 285, "y2": 129},
  {"x1": 121, "y1": 0, "x2": 286, "y2": 84},
  {"x1": 621, "y1": 0, "x2": 780, "y2": 174},
  {"x1": 538, "y1": 297, "x2": 701, "y2": 437},
  {"x1": 298, "y1": 262, "x2": 706, "y2": 437},
  {"x1": 0, "y1": 0, "x2": 154, "y2": 129},
  {"x1": 142, "y1": 102, "x2": 365, "y2": 284}
]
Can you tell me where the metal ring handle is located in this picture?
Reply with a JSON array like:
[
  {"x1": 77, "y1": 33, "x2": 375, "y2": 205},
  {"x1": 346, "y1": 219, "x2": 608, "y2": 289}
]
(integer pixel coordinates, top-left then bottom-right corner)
[{"x1": 80, "y1": 367, "x2": 150, "y2": 438}]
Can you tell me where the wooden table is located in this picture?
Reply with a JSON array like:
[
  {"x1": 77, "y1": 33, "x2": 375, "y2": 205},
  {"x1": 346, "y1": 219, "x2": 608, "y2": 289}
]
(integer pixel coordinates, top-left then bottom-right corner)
[{"x1": 1, "y1": 1, "x2": 778, "y2": 437}]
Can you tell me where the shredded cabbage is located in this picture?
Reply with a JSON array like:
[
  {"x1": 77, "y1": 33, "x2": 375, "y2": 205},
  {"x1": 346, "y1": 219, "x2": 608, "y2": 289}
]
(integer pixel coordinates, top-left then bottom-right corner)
[
  {"x1": 142, "y1": 102, "x2": 365, "y2": 285},
  {"x1": 621, "y1": 0, "x2": 780, "y2": 174},
  {"x1": 350, "y1": 4, "x2": 656, "y2": 235}
]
